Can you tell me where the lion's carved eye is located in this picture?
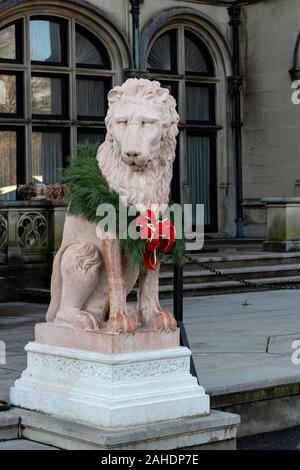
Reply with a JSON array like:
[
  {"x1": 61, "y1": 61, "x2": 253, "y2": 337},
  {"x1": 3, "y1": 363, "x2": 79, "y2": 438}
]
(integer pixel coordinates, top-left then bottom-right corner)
[
  {"x1": 117, "y1": 120, "x2": 128, "y2": 126},
  {"x1": 141, "y1": 120, "x2": 154, "y2": 126}
]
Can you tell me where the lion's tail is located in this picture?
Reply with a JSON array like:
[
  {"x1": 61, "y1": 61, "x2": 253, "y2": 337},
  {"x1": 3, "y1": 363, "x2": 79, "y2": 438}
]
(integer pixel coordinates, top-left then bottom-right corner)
[{"x1": 46, "y1": 245, "x2": 68, "y2": 322}]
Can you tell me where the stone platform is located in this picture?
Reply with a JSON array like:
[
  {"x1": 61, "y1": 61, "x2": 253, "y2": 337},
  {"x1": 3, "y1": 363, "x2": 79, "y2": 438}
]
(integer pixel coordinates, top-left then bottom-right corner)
[{"x1": 0, "y1": 407, "x2": 240, "y2": 450}]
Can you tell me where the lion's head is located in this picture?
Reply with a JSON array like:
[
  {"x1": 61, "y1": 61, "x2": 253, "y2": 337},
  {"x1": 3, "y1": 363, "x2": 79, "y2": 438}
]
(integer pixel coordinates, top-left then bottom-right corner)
[{"x1": 96, "y1": 78, "x2": 179, "y2": 208}]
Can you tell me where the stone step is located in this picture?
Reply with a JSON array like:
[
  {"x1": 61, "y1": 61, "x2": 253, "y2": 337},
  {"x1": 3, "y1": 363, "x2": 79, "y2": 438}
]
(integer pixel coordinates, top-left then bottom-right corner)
[
  {"x1": 0, "y1": 408, "x2": 239, "y2": 450},
  {"x1": 19, "y1": 271, "x2": 300, "y2": 302},
  {"x1": 159, "y1": 263, "x2": 300, "y2": 284},
  {"x1": 15, "y1": 250, "x2": 300, "y2": 301}
]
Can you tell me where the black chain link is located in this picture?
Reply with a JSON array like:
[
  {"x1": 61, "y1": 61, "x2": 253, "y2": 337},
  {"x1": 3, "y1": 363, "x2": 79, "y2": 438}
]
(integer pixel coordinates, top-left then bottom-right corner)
[{"x1": 184, "y1": 254, "x2": 300, "y2": 291}]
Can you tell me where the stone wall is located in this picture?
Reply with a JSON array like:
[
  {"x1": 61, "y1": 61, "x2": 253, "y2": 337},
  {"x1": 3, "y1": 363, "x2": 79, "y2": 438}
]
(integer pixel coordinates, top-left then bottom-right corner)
[{"x1": 242, "y1": 0, "x2": 300, "y2": 201}]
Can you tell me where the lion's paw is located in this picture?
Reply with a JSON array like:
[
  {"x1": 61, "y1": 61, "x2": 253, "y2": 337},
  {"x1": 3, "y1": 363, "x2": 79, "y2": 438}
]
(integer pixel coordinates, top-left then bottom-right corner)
[
  {"x1": 144, "y1": 310, "x2": 177, "y2": 333},
  {"x1": 107, "y1": 311, "x2": 137, "y2": 335},
  {"x1": 74, "y1": 311, "x2": 101, "y2": 331},
  {"x1": 55, "y1": 309, "x2": 101, "y2": 332},
  {"x1": 127, "y1": 303, "x2": 142, "y2": 328}
]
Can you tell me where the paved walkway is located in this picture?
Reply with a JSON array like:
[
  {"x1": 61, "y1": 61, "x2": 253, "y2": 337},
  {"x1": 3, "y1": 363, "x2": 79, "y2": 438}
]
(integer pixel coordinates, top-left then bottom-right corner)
[
  {"x1": 0, "y1": 439, "x2": 57, "y2": 450},
  {"x1": 183, "y1": 290, "x2": 300, "y2": 395},
  {"x1": 0, "y1": 291, "x2": 300, "y2": 400}
]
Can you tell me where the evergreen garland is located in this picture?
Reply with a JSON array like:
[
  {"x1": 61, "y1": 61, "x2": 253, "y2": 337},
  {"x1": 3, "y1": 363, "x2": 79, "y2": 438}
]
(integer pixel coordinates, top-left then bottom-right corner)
[{"x1": 62, "y1": 143, "x2": 185, "y2": 269}]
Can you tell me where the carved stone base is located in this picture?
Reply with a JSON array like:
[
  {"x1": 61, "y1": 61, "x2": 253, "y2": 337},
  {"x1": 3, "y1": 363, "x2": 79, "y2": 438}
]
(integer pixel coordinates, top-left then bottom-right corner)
[
  {"x1": 10, "y1": 342, "x2": 209, "y2": 428},
  {"x1": 35, "y1": 322, "x2": 180, "y2": 354}
]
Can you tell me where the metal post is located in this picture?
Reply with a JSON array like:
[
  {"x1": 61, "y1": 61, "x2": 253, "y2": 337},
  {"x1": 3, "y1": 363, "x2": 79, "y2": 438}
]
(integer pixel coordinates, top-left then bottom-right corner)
[
  {"x1": 228, "y1": 4, "x2": 244, "y2": 238},
  {"x1": 172, "y1": 156, "x2": 198, "y2": 382},
  {"x1": 129, "y1": 0, "x2": 143, "y2": 71}
]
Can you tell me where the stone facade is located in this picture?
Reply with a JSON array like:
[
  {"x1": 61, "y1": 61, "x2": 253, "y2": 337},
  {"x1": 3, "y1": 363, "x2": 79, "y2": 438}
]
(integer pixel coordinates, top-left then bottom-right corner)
[{"x1": 0, "y1": 0, "x2": 298, "y2": 240}]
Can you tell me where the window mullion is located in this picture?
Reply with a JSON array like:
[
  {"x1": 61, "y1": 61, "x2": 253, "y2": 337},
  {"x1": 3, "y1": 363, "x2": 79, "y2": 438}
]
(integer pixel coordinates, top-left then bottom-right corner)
[
  {"x1": 177, "y1": 26, "x2": 185, "y2": 76},
  {"x1": 70, "y1": 17, "x2": 77, "y2": 158},
  {"x1": 30, "y1": 66, "x2": 70, "y2": 74},
  {"x1": 177, "y1": 27, "x2": 185, "y2": 206},
  {"x1": 177, "y1": 27, "x2": 186, "y2": 125},
  {"x1": 24, "y1": 14, "x2": 32, "y2": 184},
  {"x1": 75, "y1": 68, "x2": 114, "y2": 77}
]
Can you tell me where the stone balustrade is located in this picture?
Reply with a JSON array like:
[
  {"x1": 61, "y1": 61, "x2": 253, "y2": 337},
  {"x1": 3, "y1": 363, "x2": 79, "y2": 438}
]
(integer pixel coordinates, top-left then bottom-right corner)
[{"x1": 0, "y1": 200, "x2": 67, "y2": 266}]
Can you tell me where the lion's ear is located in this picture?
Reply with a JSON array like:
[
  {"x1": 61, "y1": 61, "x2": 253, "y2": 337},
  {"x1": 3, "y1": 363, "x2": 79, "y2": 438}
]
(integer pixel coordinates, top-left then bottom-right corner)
[
  {"x1": 155, "y1": 88, "x2": 169, "y2": 103},
  {"x1": 105, "y1": 116, "x2": 111, "y2": 130},
  {"x1": 108, "y1": 88, "x2": 123, "y2": 104}
]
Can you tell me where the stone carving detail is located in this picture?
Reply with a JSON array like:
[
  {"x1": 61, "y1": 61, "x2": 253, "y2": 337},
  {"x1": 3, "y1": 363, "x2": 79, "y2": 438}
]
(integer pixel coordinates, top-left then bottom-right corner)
[
  {"x1": 17, "y1": 212, "x2": 47, "y2": 249},
  {"x1": 0, "y1": 213, "x2": 7, "y2": 249},
  {"x1": 46, "y1": 78, "x2": 180, "y2": 335},
  {"x1": 27, "y1": 352, "x2": 189, "y2": 382},
  {"x1": 112, "y1": 358, "x2": 189, "y2": 380}
]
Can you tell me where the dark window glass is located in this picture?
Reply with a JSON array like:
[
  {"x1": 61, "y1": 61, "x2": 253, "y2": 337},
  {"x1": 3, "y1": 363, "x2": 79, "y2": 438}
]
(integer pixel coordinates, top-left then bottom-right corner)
[
  {"x1": 30, "y1": 18, "x2": 65, "y2": 64},
  {"x1": 77, "y1": 128, "x2": 105, "y2": 146},
  {"x1": 147, "y1": 31, "x2": 176, "y2": 73},
  {"x1": 0, "y1": 74, "x2": 17, "y2": 114},
  {"x1": 185, "y1": 32, "x2": 214, "y2": 76},
  {"x1": 187, "y1": 134, "x2": 216, "y2": 229},
  {"x1": 31, "y1": 75, "x2": 67, "y2": 118},
  {"x1": 186, "y1": 84, "x2": 215, "y2": 123},
  {"x1": 76, "y1": 26, "x2": 110, "y2": 68},
  {"x1": 76, "y1": 77, "x2": 108, "y2": 119},
  {"x1": 0, "y1": 130, "x2": 17, "y2": 201},
  {"x1": 187, "y1": 135, "x2": 210, "y2": 225},
  {"x1": 32, "y1": 130, "x2": 65, "y2": 184}
]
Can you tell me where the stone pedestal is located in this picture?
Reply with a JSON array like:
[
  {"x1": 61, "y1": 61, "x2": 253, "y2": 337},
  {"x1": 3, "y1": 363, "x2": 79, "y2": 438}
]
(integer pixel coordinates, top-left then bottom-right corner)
[
  {"x1": 10, "y1": 324, "x2": 209, "y2": 428},
  {"x1": 263, "y1": 198, "x2": 300, "y2": 252}
]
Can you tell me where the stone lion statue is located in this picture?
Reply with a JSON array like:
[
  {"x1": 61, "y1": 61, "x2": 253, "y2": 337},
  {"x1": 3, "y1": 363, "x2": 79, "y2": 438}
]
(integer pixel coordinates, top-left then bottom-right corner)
[{"x1": 46, "y1": 78, "x2": 180, "y2": 334}]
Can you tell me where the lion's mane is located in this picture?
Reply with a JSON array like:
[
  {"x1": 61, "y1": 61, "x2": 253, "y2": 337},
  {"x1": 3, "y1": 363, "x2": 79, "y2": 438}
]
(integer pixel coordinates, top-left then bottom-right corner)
[{"x1": 96, "y1": 79, "x2": 179, "y2": 209}]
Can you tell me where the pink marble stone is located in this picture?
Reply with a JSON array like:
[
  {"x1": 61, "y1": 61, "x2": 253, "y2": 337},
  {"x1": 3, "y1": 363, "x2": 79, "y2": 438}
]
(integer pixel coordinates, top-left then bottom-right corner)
[{"x1": 35, "y1": 323, "x2": 180, "y2": 354}]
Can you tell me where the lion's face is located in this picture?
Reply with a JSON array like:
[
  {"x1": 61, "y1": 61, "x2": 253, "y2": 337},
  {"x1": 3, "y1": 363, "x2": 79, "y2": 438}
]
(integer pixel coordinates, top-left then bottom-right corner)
[
  {"x1": 98, "y1": 79, "x2": 179, "y2": 207},
  {"x1": 110, "y1": 101, "x2": 163, "y2": 173}
]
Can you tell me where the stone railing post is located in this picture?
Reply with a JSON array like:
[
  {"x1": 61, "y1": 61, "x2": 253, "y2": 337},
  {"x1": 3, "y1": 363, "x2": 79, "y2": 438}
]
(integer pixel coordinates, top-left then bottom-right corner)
[
  {"x1": 48, "y1": 202, "x2": 67, "y2": 258},
  {"x1": 263, "y1": 198, "x2": 300, "y2": 251},
  {"x1": 7, "y1": 209, "x2": 23, "y2": 265}
]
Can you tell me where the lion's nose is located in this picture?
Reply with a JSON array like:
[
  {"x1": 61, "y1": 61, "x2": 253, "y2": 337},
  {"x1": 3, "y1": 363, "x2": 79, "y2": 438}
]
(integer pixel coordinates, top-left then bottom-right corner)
[{"x1": 124, "y1": 151, "x2": 141, "y2": 160}]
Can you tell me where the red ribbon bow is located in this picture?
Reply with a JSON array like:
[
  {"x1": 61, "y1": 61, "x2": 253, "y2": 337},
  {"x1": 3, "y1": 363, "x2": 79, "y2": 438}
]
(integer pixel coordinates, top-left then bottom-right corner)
[{"x1": 135, "y1": 209, "x2": 176, "y2": 270}]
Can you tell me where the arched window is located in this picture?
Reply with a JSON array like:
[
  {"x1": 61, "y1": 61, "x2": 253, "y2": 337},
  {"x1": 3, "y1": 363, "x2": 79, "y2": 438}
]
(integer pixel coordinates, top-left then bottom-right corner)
[
  {"x1": 147, "y1": 28, "x2": 218, "y2": 231},
  {"x1": 0, "y1": 14, "x2": 114, "y2": 201}
]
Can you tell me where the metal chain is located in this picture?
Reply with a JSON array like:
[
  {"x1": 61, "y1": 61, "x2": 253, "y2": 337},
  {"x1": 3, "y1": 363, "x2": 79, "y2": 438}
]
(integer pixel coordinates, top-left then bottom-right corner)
[
  {"x1": 184, "y1": 254, "x2": 300, "y2": 291},
  {"x1": 10, "y1": 287, "x2": 50, "y2": 298}
]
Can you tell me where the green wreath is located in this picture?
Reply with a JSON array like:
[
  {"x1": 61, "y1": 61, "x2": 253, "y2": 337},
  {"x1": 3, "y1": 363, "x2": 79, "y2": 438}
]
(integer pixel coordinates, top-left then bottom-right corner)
[{"x1": 62, "y1": 143, "x2": 185, "y2": 269}]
